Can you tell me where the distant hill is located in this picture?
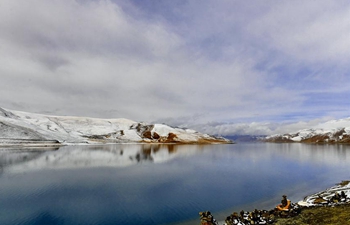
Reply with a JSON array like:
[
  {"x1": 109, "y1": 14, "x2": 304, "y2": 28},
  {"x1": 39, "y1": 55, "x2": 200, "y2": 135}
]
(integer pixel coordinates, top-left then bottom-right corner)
[
  {"x1": 265, "y1": 118, "x2": 350, "y2": 143},
  {"x1": 224, "y1": 135, "x2": 266, "y2": 143},
  {"x1": 0, "y1": 107, "x2": 232, "y2": 146}
]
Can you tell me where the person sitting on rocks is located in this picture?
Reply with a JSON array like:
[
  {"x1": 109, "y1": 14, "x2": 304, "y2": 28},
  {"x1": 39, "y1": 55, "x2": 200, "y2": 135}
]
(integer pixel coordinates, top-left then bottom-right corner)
[
  {"x1": 276, "y1": 195, "x2": 291, "y2": 211},
  {"x1": 225, "y1": 215, "x2": 233, "y2": 225},
  {"x1": 225, "y1": 212, "x2": 242, "y2": 225},
  {"x1": 239, "y1": 210, "x2": 250, "y2": 224},
  {"x1": 330, "y1": 192, "x2": 341, "y2": 203},
  {"x1": 199, "y1": 211, "x2": 218, "y2": 225},
  {"x1": 340, "y1": 191, "x2": 347, "y2": 201}
]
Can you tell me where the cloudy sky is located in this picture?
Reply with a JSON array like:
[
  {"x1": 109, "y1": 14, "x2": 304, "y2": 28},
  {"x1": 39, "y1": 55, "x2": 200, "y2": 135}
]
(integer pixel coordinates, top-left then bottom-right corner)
[{"x1": 1, "y1": 0, "x2": 350, "y2": 135}]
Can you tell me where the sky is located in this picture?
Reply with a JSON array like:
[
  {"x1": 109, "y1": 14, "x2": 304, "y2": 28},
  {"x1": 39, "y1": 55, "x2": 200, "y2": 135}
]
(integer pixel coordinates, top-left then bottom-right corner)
[{"x1": 1, "y1": 0, "x2": 350, "y2": 135}]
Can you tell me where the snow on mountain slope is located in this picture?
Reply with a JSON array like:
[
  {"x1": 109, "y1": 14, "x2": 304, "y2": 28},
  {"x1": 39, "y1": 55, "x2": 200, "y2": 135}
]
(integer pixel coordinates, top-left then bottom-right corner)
[
  {"x1": 0, "y1": 107, "x2": 231, "y2": 145},
  {"x1": 265, "y1": 117, "x2": 350, "y2": 143}
]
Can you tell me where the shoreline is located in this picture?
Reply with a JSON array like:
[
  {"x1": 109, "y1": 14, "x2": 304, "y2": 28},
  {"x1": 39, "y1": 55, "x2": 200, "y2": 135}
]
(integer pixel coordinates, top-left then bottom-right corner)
[
  {"x1": 0, "y1": 139, "x2": 63, "y2": 148},
  {"x1": 193, "y1": 181, "x2": 350, "y2": 225},
  {"x1": 0, "y1": 139, "x2": 233, "y2": 148}
]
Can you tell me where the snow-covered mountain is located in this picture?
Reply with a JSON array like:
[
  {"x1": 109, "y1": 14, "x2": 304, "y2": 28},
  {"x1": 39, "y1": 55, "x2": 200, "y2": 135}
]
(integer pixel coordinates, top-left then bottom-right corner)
[
  {"x1": 0, "y1": 107, "x2": 231, "y2": 146},
  {"x1": 265, "y1": 118, "x2": 350, "y2": 143}
]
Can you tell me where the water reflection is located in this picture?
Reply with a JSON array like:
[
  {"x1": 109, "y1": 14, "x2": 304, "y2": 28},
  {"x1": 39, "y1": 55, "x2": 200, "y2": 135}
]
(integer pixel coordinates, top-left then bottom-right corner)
[
  {"x1": 262, "y1": 143, "x2": 350, "y2": 166},
  {"x1": 0, "y1": 143, "x2": 350, "y2": 225},
  {"x1": 0, "y1": 148, "x2": 57, "y2": 174},
  {"x1": 0, "y1": 144, "x2": 211, "y2": 173},
  {"x1": 1, "y1": 143, "x2": 350, "y2": 174}
]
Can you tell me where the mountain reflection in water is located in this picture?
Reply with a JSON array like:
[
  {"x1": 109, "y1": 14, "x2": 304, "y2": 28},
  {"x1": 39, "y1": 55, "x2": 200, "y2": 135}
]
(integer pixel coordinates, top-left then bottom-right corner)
[
  {"x1": 0, "y1": 143, "x2": 350, "y2": 225},
  {"x1": 0, "y1": 144, "x2": 207, "y2": 173}
]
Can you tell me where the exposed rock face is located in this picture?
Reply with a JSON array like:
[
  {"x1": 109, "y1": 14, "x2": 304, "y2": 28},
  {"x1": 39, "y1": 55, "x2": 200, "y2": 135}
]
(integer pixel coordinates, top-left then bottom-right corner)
[
  {"x1": 0, "y1": 107, "x2": 232, "y2": 146},
  {"x1": 265, "y1": 121, "x2": 350, "y2": 143}
]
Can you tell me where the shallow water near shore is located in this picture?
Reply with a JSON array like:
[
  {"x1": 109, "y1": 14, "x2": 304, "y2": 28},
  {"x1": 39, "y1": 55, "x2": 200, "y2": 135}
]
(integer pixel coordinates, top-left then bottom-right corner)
[{"x1": 0, "y1": 143, "x2": 350, "y2": 225}]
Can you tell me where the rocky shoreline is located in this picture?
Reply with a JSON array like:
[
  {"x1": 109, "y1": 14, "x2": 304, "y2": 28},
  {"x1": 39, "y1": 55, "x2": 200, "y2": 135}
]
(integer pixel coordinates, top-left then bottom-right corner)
[{"x1": 199, "y1": 181, "x2": 350, "y2": 225}]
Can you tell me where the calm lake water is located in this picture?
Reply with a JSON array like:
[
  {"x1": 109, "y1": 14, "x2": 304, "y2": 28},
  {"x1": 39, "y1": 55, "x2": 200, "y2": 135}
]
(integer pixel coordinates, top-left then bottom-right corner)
[{"x1": 1, "y1": 143, "x2": 350, "y2": 225}]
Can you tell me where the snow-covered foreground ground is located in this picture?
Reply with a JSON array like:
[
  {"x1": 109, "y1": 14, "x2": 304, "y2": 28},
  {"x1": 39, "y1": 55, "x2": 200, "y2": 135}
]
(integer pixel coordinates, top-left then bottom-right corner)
[
  {"x1": 298, "y1": 181, "x2": 350, "y2": 207},
  {"x1": 0, "y1": 107, "x2": 231, "y2": 145},
  {"x1": 265, "y1": 118, "x2": 350, "y2": 143}
]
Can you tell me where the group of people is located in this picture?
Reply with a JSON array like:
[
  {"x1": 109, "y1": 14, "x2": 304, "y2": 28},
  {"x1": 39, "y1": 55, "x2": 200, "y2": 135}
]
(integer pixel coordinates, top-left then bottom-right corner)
[
  {"x1": 224, "y1": 209, "x2": 276, "y2": 225},
  {"x1": 199, "y1": 211, "x2": 219, "y2": 225},
  {"x1": 329, "y1": 191, "x2": 347, "y2": 203},
  {"x1": 199, "y1": 195, "x2": 301, "y2": 225},
  {"x1": 200, "y1": 191, "x2": 350, "y2": 224}
]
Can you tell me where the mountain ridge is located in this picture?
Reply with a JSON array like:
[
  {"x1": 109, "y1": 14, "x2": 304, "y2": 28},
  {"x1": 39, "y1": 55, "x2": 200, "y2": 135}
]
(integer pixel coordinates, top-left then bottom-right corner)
[
  {"x1": 265, "y1": 117, "x2": 350, "y2": 143},
  {"x1": 0, "y1": 107, "x2": 232, "y2": 146}
]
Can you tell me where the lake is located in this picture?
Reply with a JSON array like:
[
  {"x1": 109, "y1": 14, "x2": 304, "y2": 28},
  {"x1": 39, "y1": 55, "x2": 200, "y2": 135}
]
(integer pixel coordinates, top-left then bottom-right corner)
[{"x1": 1, "y1": 143, "x2": 350, "y2": 225}]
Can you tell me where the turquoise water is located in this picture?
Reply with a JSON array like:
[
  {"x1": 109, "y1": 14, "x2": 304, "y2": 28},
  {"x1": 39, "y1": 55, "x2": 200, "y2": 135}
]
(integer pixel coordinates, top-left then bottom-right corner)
[{"x1": 0, "y1": 143, "x2": 350, "y2": 225}]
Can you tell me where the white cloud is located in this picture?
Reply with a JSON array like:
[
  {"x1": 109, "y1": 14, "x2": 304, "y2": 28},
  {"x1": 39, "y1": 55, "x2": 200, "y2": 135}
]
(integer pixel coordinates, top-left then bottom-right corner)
[
  {"x1": 0, "y1": 0, "x2": 350, "y2": 134},
  {"x1": 247, "y1": 1, "x2": 350, "y2": 65}
]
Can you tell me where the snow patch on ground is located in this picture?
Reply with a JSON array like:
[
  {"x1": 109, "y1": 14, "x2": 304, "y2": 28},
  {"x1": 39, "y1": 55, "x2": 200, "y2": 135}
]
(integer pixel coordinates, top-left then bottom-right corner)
[{"x1": 298, "y1": 182, "x2": 350, "y2": 207}]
